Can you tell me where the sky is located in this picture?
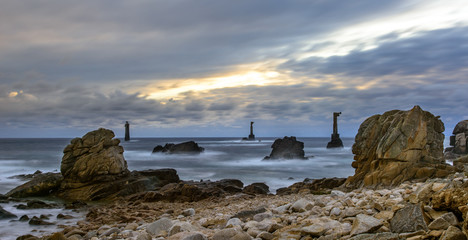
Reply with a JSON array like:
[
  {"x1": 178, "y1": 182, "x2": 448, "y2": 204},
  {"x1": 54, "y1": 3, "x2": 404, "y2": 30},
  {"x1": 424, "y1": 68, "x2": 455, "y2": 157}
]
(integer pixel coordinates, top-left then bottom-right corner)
[{"x1": 1, "y1": 0, "x2": 468, "y2": 138}]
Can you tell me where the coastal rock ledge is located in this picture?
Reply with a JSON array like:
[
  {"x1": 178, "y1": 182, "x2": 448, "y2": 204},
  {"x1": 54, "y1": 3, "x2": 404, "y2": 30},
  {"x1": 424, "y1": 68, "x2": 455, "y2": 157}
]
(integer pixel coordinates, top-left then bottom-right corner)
[
  {"x1": 7, "y1": 128, "x2": 180, "y2": 201},
  {"x1": 345, "y1": 105, "x2": 455, "y2": 188}
]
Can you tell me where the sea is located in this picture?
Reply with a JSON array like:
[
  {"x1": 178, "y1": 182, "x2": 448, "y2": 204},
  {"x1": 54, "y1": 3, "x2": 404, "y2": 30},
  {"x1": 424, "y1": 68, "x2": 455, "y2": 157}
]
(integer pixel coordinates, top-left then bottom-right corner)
[{"x1": 0, "y1": 137, "x2": 355, "y2": 239}]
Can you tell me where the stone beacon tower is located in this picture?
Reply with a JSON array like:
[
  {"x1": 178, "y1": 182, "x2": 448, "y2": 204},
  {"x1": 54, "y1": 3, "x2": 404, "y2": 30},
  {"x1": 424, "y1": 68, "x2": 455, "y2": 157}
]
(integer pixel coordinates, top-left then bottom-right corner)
[
  {"x1": 326, "y1": 112, "x2": 344, "y2": 148},
  {"x1": 248, "y1": 121, "x2": 255, "y2": 140},
  {"x1": 124, "y1": 121, "x2": 130, "y2": 141}
]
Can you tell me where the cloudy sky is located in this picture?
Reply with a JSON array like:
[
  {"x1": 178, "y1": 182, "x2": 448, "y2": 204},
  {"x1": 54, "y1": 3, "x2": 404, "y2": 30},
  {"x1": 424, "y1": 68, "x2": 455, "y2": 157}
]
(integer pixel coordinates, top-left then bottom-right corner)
[{"x1": 1, "y1": 0, "x2": 468, "y2": 138}]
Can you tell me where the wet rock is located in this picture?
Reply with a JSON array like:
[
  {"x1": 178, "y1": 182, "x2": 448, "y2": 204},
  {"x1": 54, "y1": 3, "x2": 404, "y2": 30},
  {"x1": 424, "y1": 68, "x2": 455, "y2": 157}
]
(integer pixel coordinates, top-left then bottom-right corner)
[
  {"x1": 276, "y1": 177, "x2": 346, "y2": 195},
  {"x1": 0, "y1": 205, "x2": 16, "y2": 219},
  {"x1": 19, "y1": 215, "x2": 29, "y2": 221},
  {"x1": 29, "y1": 216, "x2": 53, "y2": 225},
  {"x1": 350, "y1": 214, "x2": 383, "y2": 236},
  {"x1": 390, "y1": 203, "x2": 429, "y2": 233},
  {"x1": 56, "y1": 213, "x2": 74, "y2": 219},
  {"x1": 212, "y1": 228, "x2": 252, "y2": 240},
  {"x1": 263, "y1": 136, "x2": 307, "y2": 160},
  {"x1": 243, "y1": 183, "x2": 269, "y2": 195},
  {"x1": 16, "y1": 234, "x2": 40, "y2": 240},
  {"x1": 152, "y1": 141, "x2": 204, "y2": 154},
  {"x1": 6, "y1": 172, "x2": 63, "y2": 198},
  {"x1": 48, "y1": 232, "x2": 67, "y2": 240}
]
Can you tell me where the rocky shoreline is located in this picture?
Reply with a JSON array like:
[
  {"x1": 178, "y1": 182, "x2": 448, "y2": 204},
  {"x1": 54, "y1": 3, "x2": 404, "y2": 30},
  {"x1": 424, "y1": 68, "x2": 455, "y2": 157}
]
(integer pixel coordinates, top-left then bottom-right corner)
[
  {"x1": 5, "y1": 171, "x2": 467, "y2": 240},
  {"x1": 3, "y1": 105, "x2": 468, "y2": 239}
]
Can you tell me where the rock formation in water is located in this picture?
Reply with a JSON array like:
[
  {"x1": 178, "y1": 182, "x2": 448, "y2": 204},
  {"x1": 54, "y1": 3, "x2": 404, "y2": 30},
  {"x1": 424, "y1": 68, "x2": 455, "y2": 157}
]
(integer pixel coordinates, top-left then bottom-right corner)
[
  {"x1": 7, "y1": 128, "x2": 180, "y2": 201},
  {"x1": 344, "y1": 106, "x2": 455, "y2": 188},
  {"x1": 152, "y1": 141, "x2": 204, "y2": 154},
  {"x1": 327, "y1": 112, "x2": 344, "y2": 148},
  {"x1": 445, "y1": 120, "x2": 468, "y2": 157},
  {"x1": 263, "y1": 136, "x2": 307, "y2": 160}
]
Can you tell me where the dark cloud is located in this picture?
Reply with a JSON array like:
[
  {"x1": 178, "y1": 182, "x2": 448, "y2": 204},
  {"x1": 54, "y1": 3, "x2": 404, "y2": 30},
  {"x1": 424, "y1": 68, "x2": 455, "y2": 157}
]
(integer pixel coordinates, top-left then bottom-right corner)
[{"x1": 0, "y1": 0, "x2": 407, "y2": 84}]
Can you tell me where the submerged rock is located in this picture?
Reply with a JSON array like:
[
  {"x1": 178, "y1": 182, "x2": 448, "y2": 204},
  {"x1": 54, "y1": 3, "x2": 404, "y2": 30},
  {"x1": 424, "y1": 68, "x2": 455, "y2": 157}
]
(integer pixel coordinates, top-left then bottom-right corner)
[
  {"x1": 263, "y1": 136, "x2": 307, "y2": 160},
  {"x1": 152, "y1": 141, "x2": 204, "y2": 154},
  {"x1": 0, "y1": 205, "x2": 16, "y2": 219},
  {"x1": 345, "y1": 106, "x2": 454, "y2": 188}
]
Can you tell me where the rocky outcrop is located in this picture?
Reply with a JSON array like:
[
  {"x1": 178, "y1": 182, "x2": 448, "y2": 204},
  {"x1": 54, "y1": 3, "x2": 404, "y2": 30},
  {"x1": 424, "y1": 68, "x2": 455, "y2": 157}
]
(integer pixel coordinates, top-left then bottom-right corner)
[
  {"x1": 152, "y1": 141, "x2": 204, "y2": 154},
  {"x1": 61, "y1": 128, "x2": 129, "y2": 185},
  {"x1": 263, "y1": 136, "x2": 307, "y2": 160},
  {"x1": 127, "y1": 179, "x2": 246, "y2": 202},
  {"x1": 345, "y1": 106, "x2": 455, "y2": 188},
  {"x1": 7, "y1": 129, "x2": 180, "y2": 201},
  {"x1": 6, "y1": 172, "x2": 63, "y2": 198}
]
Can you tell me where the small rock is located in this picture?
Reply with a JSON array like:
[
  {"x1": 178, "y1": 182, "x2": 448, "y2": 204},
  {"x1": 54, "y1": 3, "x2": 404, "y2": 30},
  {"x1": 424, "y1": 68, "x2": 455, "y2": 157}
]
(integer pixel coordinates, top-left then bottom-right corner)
[
  {"x1": 272, "y1": 204, "x2": 290, "y2": 214},
  {"x1": 136, "y1": 232, "x2": 152, "y2": 240},
  {"x1": 331, "y1": 190, "x2": 346, "y2": 197},
  {"x1": 125, "y1": 222, "x2": 139, "y2": 231},
  {"x1": 253, "y1": 213, "x2": 272, "y2": 222},
  {"x1": 330, "y1": 207, "x2": 341, "y2": 216},
  {"x1": 212, "y1": 228, "x2": 252, "y2": 240},
  {"x1": 100, "y1": 227, "x2": 120, "y2": 236},
  {"x1": 84, "y1": 231, "x2": 97, "y2": 239},
  {"x1": 56, "y1": 213, "x2": 74, "y2": 219},
  {"x1": 0, "y1": 205, "x2": 17, "y2": 219},
  {"x1": 390, "y1": 203, "x2": 429, "y2": 233},
  {"x1": 182, "y1": 208, "x2": 196, "y2": 217},
  {"x1": 374, "y1": 211, "x2": 394, "y2": 221},
  {"x1": 19, "y1": 215, "x2": 29, "y2": 221},
  {"x1": 301, "y1": 224, "x2": 326, "y2": 237},
  {"x1": 29, "y1": 216, "x2": 53, "y2": 225},
  {"x1": 291, "y1": 198, "x2": 313, "y2": 212},
  {"x1": 350, "y1": 214, "x2": 383, "y2": 236},
  {"x1": 441, "y1": 226, "x2": 467, "y2": 240},
  {"x1": 226, "y1": 218, "x2": 243, "y2": 228},
  {"x1": 48, "y1": 232, "x2": 67, "y2": 240},
  {"x1": 169, "y1": 232, "x2": 208, "y2": 240},
  {"x1": 146, "y1": 217, "x2": 173, "y2": 236},
  {"x1": 257, "y1": 231, "x2": 274, "y2": 240}
]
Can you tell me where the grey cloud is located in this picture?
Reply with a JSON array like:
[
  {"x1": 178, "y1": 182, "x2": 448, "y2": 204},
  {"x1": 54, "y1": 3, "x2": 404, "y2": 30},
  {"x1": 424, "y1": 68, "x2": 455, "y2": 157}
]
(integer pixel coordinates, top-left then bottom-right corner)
[
  {"x1": 283, "y1": 27, "x2": 468, "y2": 78},
  {"x1": 0, "y1": 0, "x2": 407, "y2": 84}
]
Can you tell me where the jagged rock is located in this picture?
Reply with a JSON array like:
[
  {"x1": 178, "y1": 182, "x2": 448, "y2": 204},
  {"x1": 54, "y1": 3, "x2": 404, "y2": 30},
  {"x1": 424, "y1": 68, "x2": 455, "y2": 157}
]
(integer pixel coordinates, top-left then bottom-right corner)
[
  {"x1": 441, "y1": 226, "x2": 467, "y2": 240},
  {"x1": 0, "y1": 205, "x2": 16, "y2": 219},
  {"x1": 243, "y1": 183, "x2": 269, "y2": 195},
  {"x1": 345, "y1": 106, "x2": 454, "y2": 188},
  {"x1": 263, "y1": 136, "x2": 307, "y2": 160},
  {"x1": 390, "y1": 203, "x2": 429, "y2": 233},
  {"x1": 61, "y1": 128, "x2": 129, "y2": 184},
  {"x1": 350, "y1": 214, "x2": 383, "y2": 236},
  {"x1": 152, "y1": 141, "x2": 204, "y2": 154},
  {"x1": 6, "y1": 172, "x2": 63, "y2": 198},
  {"x1": 445, "y1": 120, "x2": 468, "y2": 158},
  {"x1": 276, "y1": 177, "x2": 346, "y2": 195}
]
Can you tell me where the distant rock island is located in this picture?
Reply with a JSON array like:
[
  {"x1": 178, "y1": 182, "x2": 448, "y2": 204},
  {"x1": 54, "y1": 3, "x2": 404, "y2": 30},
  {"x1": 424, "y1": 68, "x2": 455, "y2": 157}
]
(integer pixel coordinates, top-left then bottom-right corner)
[
  {"x1": 263, "y1": 136, "x2": 307, "y2": 160},
  {"x1": 152, "y1": 141, "x2": 205, "y2": 154}
]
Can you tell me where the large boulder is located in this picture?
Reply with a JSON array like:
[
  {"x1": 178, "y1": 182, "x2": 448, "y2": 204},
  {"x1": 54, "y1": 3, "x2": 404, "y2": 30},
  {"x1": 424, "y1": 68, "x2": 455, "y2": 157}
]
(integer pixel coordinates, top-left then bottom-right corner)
[
  {"x1": 61, "y1": 128, "x2": 129, "y2": 184},
  {"x1": 263, "y1": 136, "x2": 307, "y2": 160},
  {"x1": 152, "y1": 141, "x2": 204, "y2": 154},
  {"x1": 345, "y1": 106, "x2": 454, "y2": 188}
]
